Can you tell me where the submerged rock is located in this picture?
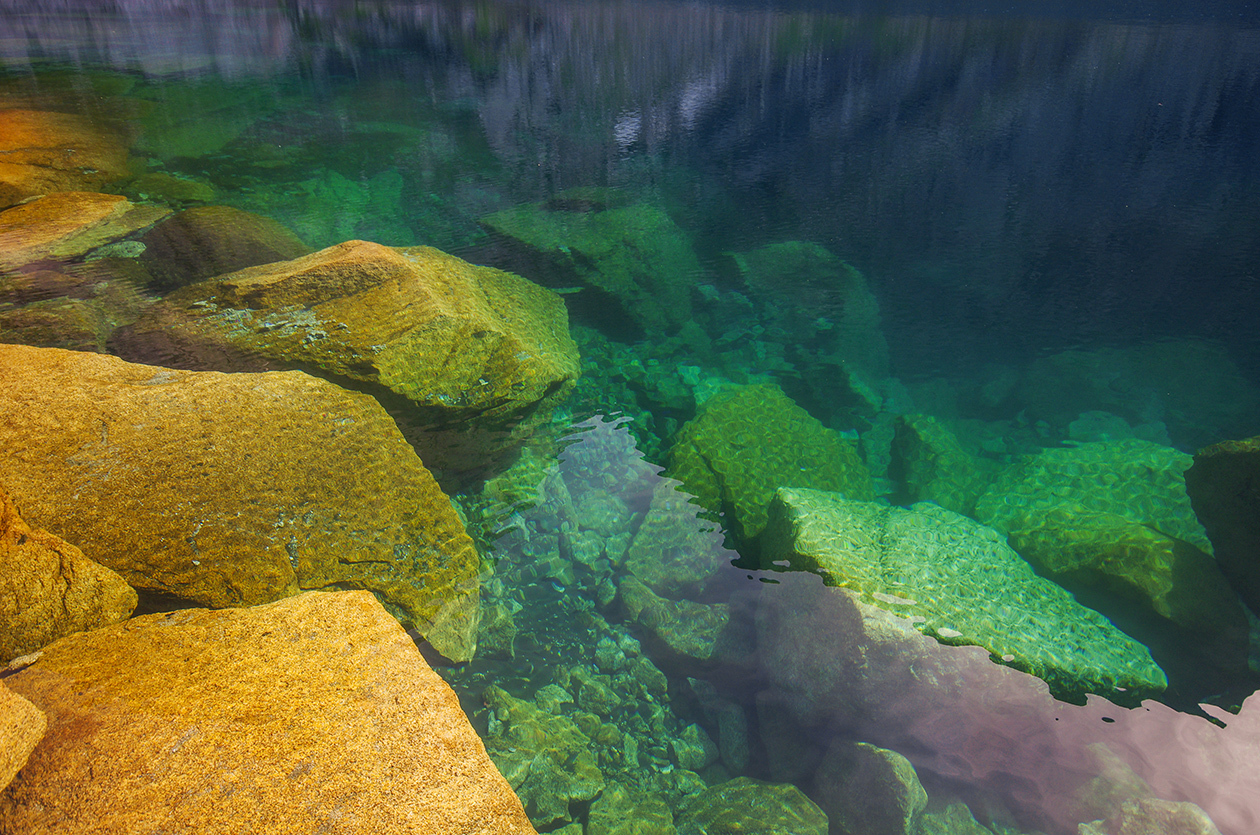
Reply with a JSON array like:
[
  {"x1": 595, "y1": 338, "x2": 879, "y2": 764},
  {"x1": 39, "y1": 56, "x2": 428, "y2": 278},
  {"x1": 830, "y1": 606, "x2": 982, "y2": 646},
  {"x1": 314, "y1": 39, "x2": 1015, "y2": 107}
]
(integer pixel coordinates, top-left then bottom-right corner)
[
  {"x1": 0, "y1": 110, "x2": 131, "y2": 207},
  {"x1": 813, "y1": 740, "x2": 928, "y2": 835},
  {"x1": 619, "y1": 576, "x2": 731, "y2": 663},
  {"x1": 721, "y1": 240, "x2": 890, "y2": 380},
  {"x1": 667, "y1": 383, "x2": 875, "y2": 543},
  {"x1": 482, "y1": 196, "x2": 701, "y2": 336},
  {"x1": 1185, "y1": 436, "x2": 1260, "y2": 617},
  {"x1": 0, "y1": 486, "x2": 136, "y2": 664},
  {"x1": 975, "y1": 439, "x2": 1246, "y2": 691},
  {"x1": 889, "y1": 413, "x2": 999, "y2": 517},
  {"x1": 674, "y1": 776, "x2": 829, "y2": 835},
  {"x1": 1077, "y1": 798, "x2": 1223, "y2": 835},
  {"x1": 0, "y1": 344, "x2": 480, "y2": 661},
  {"x1": 762, "y1": 487, "x2": 1167, "y2": 702},
  {"x1": 623, "y1": 479, "x2": 736, "y2": 599},
  {"x1": 135, "y1": 205, "x2": 312, "y2": 291},
  {"x1": 587, "y1": 781, "x2": 677, "y2": 835},
  {"x1": 0, "y1": 191, "x2": 169, "y2": 271},
  {"x1": 484, "y1": 685, "x2": 605, "y2": 827},
  {"x1": 0, "y1": 681, "x2": 45, "y2": 794},
  {"x1": 112, "y1": 239, "x2": 580, "y2": 478},
  {"x1": 0, "y1": 591, "x2": 537, "y2": 834}
]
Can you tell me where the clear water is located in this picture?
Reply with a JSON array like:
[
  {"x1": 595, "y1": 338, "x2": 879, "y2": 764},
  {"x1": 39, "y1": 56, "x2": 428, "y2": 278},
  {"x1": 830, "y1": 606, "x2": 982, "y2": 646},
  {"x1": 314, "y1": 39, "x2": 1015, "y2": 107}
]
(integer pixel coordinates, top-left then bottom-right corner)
[{"x1": 2, "y1": 1, "x2": 1260, "y2": 833}]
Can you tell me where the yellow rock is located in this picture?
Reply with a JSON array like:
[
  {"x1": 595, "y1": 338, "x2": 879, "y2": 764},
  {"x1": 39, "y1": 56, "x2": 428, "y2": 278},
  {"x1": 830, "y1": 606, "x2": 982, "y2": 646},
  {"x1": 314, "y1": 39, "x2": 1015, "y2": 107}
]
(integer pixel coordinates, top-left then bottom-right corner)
[
  {"x1": 0, "y1": 486, "x2": 137, "y2": 663},
  {"x1": 0, "y1": 110, "x2": 131, "y2": 208},
  {"x1": 0, "y1": 344, "x2": 480, "y2": 661},
  {"x1": 0, "y1": 680, "x2": 45, "y2": 794},
  {"x1": 0, "y1": 591, "x2": 537, "y2": 835},
  {"x1": 0, "y1": 191, "x2": 169, "y2": 270}
]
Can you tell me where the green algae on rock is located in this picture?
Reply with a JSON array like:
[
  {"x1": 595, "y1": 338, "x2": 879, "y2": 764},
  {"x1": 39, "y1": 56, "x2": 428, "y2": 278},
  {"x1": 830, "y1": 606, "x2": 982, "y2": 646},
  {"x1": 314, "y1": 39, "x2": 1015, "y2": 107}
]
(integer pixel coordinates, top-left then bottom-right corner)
[
  {"x1": 0, "y1": 344, "x2": 481, "y2": 662},
  {"x1": 482, "y1": 195, "x2": 701, "y2": 335},
  {"x1": 813, "y1": 740, "x2": 927, "y2": 835},
  {"x1": 667, "y1": 383, "x2": 875, "y2": 543},
  {"x1": 762, "y1": 487, "x2": 1167, "y2": 703}
]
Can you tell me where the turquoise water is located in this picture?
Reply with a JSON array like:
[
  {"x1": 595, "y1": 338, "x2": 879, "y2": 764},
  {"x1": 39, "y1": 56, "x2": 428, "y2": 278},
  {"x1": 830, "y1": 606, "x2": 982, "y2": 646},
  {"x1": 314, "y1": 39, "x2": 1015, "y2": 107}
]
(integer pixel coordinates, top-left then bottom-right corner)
[{"x1": 2, "y1": 1, "x2": 1259, "y2": 833}]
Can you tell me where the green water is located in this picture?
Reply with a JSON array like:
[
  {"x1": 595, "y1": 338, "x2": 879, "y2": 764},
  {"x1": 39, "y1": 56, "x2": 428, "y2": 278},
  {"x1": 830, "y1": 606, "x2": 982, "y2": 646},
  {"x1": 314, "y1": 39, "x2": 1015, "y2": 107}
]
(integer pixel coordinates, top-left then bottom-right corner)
[{"x1": 2, "y1": 1, "x2": 1259, "y2": 833}]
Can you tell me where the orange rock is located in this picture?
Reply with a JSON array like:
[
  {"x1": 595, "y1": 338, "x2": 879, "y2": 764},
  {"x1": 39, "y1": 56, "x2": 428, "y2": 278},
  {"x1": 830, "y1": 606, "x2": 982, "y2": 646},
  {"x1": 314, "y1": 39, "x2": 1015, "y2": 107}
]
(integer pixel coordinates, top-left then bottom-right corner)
[
  {"x1": 0, "y1": 485, "x2": 137, "y2": 663},
  {"x1": 113, "y1": 239, "x2": 581, "y2": 479},
  {"x1": 0, "y1": 591, "x2": 537, "y2": 835},
  {"x1": 0, "y1": 344, "x2": 480, "y2": 661},
  {"x1": 0, "y1": 191, "x2": 169, "y2": 270},
  {"x1": 0, "y1": 680, "x2": 45, "y2": 794},
  {"x1": 0, "y1": 110, "x2": 131, "y2": 208}
]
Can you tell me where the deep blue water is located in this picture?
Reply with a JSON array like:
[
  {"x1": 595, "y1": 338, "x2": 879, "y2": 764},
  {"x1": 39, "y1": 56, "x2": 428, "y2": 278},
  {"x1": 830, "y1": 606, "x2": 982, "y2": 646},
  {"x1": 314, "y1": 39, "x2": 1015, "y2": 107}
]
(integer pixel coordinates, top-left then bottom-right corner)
[{"x1": 2, "y1": 2, "x2": 1260, "y2": 834}]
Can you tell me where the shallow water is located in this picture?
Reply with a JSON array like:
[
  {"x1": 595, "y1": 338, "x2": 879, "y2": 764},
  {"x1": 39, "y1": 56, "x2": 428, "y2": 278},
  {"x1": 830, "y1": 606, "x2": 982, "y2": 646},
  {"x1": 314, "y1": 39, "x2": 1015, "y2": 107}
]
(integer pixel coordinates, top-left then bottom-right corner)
[{"x1": 2, "y1": 1, "x2": 1259, "y2": 834}]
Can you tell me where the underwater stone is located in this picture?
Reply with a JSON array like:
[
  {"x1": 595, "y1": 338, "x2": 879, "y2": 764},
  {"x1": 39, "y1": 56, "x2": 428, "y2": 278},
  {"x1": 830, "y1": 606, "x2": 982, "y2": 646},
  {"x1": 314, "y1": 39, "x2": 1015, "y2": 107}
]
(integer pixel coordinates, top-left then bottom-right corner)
[
  {"x1": 483, "y1": 685, "x2": 605, "y2": 827},
  {"x1": 0, "y1": 110, "x2": 131, "y2": 207},
  {"x1": 0, "y1": 344, "x2": 481, "y2": 662},
  {"x1": 763, "y1": 487, "x2": 1167, "y2": 702},
  {"x1": 0, "y1": 191, "x2": 169, "y2": 271},
  {"x1": 1077, "y1": 798, "x2": 1223, "y2": 835},
  {"x1": 1185, "y1": 436, "x2": 1260, "y2": 617},
  {"x1": 667, "y1": 383, "x2": 875, "y2": 543},
  {"x1": 478, "y1": 601, "x2": 519, "y2": 661},
  {"x1": 624, "y1": 479, "x2": 736, "y2": 599},
  {"x1": 482, "y1": 197, "x2": 701, "y2": 335},
  {"x1": 813, "y1": 740, "x2": 928, "y2": 835},
  {"x1": 721, "y1": 240, "x2": 890, "y2": 381},
  {"x1": 914, "y1": 803, "x2": 999, "y2": 835},
  {"x1": 0, "y1": 591, "x2": 536, "y2": 834},
  {"x1": 619, "y1": 576, "x2": 730, "y2": 662},
  {"x1": 974, "y1": 438, "x2": 1244, "y2": 688},
  {"x1": 0, "y1": 680, "x2": 45, "y2": 793},
  {"x1": 670, "y1": 723, "x2": 720, "y2": 772},
  {"x1": 0, "y1": 486, "x2": 137, "y2": 664},
  {"x1": 889, "y1": 413, "x2": 999, "y2": 517},
  {"x1": 587, "y1": 781, "x2": 678, "y2": 835},
  {"x1": 136, "y1": 205, "x2": 312, "y2": 292},
  {"x1": 674, "y1": 776, "x2": 829, "y2": 835},
  {"x1": 111, "y1": 240, "x2": 581, "y2": 478}
]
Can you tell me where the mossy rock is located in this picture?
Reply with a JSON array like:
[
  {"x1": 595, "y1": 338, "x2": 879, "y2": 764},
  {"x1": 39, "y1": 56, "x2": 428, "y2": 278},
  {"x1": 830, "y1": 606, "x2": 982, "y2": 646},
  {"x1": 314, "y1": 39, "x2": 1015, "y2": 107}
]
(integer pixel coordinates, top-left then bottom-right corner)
[
  {"x1": 675, "y1": 777, "x2": 828, "y2": 835},
  {"x1": 667, "y1": 383, "x2": 874, "y2": 542}
]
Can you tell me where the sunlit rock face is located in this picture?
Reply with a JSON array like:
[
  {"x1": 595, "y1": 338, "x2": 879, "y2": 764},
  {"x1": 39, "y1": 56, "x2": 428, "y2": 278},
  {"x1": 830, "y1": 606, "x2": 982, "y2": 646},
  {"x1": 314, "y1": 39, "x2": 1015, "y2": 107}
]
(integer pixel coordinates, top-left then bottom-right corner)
[
  {"x1": 0, "y1": 343, "x2": 480, "y2": 661},
  {"x1": 0, "y1": 485, "x2": 136, "y2": 664},
  {"x1": 0, "y1": 591, "x2": 538, "y2": 835},
  {"x1": 0, "y1": 681, "x2": 44, "y2": 794},
  {"x1": 111, "y1": 239, "x2": 582, "y2": 480}
]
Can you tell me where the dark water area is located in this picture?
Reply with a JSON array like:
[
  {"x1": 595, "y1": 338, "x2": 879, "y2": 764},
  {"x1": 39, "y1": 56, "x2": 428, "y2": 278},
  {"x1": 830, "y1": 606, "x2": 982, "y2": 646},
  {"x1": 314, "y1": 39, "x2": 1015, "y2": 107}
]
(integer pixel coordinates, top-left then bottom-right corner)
[{"x1": 3, "y1": 2, "x2": 1260, "y2": 834}]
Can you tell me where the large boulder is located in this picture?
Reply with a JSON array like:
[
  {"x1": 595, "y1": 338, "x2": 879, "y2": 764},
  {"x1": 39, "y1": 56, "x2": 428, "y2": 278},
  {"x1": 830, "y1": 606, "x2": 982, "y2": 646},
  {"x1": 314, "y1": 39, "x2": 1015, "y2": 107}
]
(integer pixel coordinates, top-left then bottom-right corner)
[
  {"x1": 975, "y1": 440, "x2": 1247, "y2": 691},
  {"x1": 667, "y1": 383, "x2": 875, "y2": 544},
  {"x1": 135, "y1": 205, "x2": 312, "y2": 291},
  {"x1": 0, "y1": 191, "x2": 169, "y2": 271},
  {"x1": 0, "y1": 681, "x2": 44, "y2": 794},
  {"x1": 1184, "y1": 437, "x2": 1260, "y2": 616},
  {"x1": 0, "y1": 591, "x2": 537, "y2": 835},
  {"x1": 888, "y1": 413, "x2": 999, "y2": 516},
  {"x1": 482, "y1": 195, "x2": 701, "y2": 336},
  {"x1": 0, "y1": 110, "x2": 131, "y2": 208},
  {"x1": 812, "y1": 741, "x2": 927, "y2": 835},
  {"x1": 0, "y1": 486, "x2": 136, "y2": 663},
  {"x1": 111, "y1": 239, "x2": 581, "y2": 478},
  {"x1": 0, "y1": 344, "x2": 480, "y2": 661},
  {"x1": 762, "y1": 487, "x2": 1167, "y2": 703}
]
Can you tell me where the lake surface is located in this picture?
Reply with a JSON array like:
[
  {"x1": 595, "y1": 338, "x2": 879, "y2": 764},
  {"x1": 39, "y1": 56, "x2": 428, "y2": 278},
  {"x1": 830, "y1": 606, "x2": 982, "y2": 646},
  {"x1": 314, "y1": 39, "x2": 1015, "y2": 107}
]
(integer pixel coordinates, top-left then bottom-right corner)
[{"x1": 2, "y1": 1, "x2": 1259, "y2": 833}]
